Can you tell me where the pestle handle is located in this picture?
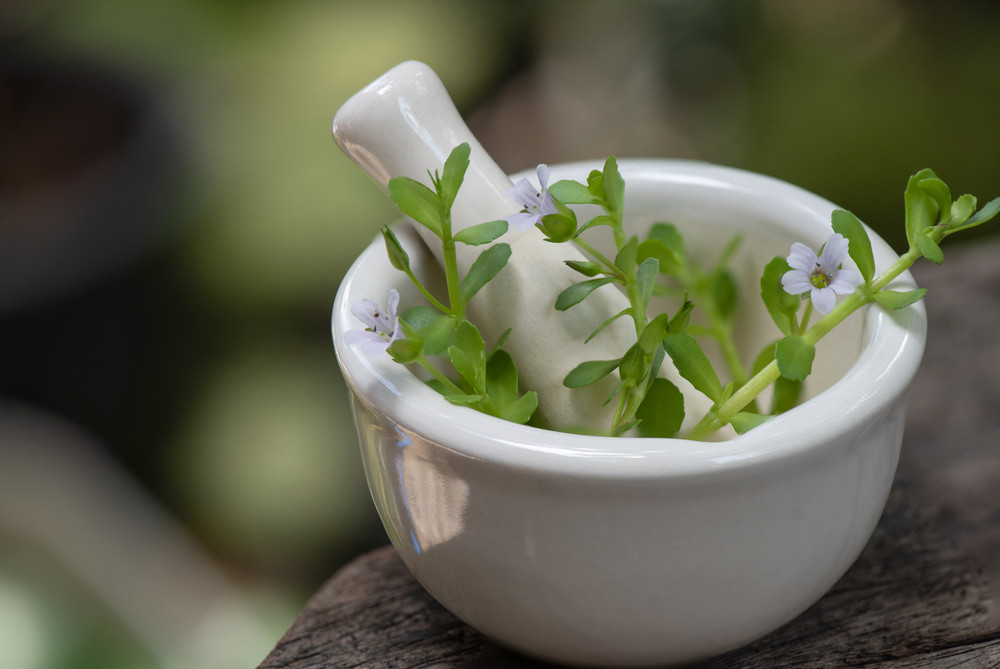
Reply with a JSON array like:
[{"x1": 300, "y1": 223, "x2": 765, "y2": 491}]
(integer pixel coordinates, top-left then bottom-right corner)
[
  {"x1": 333, "y1": 61, "x2": 526, "y2": 251},
  {"x1": 332, "y1": 61, "x2": 707, "y2": 431}
]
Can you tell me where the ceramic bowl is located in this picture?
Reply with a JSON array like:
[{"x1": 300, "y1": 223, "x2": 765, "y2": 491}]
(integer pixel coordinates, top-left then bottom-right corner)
[{"x1": 331, "y1": 160, "x2": 926, "y2": 667}]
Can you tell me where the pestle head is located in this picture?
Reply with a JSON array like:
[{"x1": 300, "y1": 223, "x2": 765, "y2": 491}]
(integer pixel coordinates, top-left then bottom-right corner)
[{"x1": 333, "y1": 61, "x2": 518, "y2": 237}]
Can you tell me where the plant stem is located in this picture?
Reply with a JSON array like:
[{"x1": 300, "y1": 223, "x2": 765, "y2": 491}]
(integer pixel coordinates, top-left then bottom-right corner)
[
  {"x1": 403, "y1": 267, "x2": 451, "y2": 314},
  {"x1": 574, "y1": 237, "x2": 620, "y2": 278},
  {"x1": 440, "y1": 215, "x2": 464, "y2": 318},
  {"x1": 415, "y1": 355, "x2": 465, "y2": 396}
]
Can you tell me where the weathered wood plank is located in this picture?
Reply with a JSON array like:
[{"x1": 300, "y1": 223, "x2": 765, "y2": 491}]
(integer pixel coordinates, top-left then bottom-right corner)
[{"x1": 257, "y1": 545, "x2": 488, "y2": 668}]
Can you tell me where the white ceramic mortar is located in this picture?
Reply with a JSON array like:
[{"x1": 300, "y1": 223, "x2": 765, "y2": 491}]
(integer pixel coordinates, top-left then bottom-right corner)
[{"x1": 332, "y1": 159, "x2": 926, "y2": 666}]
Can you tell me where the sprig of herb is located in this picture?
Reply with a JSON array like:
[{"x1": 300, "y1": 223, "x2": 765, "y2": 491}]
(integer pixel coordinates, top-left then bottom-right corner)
[
  {"x1": 351, "y1": 147, "x2": 999, "y2": 440},
  {"x1": 370, "y1": 143, "x2": 538, "y2": 425}
]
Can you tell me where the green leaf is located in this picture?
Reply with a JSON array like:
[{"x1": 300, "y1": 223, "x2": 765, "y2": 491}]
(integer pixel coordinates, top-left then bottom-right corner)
[
  {"x1": 949, "y1": 194, "x2": 977, "y2": 227},
  {"x1": 485, "y1": 348, "x2": 518, "y2": 399},
  {"x1": 775, "y1": 335, "x2": 815, "y2": 382},
  {"x1": 771, "y1": 377, "x2": 803, "y2": 415},
  {"x1": 488, "y1": 327, "x2": 513, "y2": 358},
  {"x1": 453, "y1": 219, "x2": 508, "y2": 246},
  {"x1": 555, "y1": 277, "x2": 616, "y2": 311},
  {"x1": 917, "y1": 177, "x2": 951, "y2": 223},
  {"x1": 873, "y1": 288, "x2": 927, "y2": 310},
  {"x1": 614, "y1": 236, "x2": 639, "y2": 279},
  {"x1": 831, "y1": 209, "x2": 875, "y2": 284},
  {"x1": 448, "y1": 321, "x2": 486, "y2": 390},
  {"x1": 635, "y1": 257, "x2": 659, "y2": 306},
  {"x1": 549, "y1": 179, "x2": 600, "y2": 205},
  {"x1": 904, "y1": 169, "x2": 939, "y2": 249},
  {"x1": 603, "y1": 155, "x2": 625, "y2": 216},
  {"x1": 484, "y1": 348, "x2": 538, "y2": 424},
  {"x1": 663, "y1": 332, "x2": 723, "y2": 402},
  {"x1": 538, "y1": 212, "x2": 577, "y2": 242},
  {"x1": 402, "y1": 308, "x2": 457, "y2": 355},
  {"x1": 564, "y1": 358, "x2": 622, "y2": 388},
  {"x1": 401, "y1": 305, "x2": 439, "y2": 329},
  {"x1": 387, "y1": 176, "x2": 444, "y2": 237},
  {"x1": 441, "y1": 393, "x2": 484, "y2": 406},
  {"x1": 667, "y1": 300, "x2": 694, "y2": 334},
  {"x1": 460, "y1": 243, "x2": 511, "y2": 305},
  {"x1": 712, "y1": 269, "x2": 738, "y2": 321},
  {"x1": 619, "y1": 345, "x2": 647, "y2": 388},
  {"x1": 948, "y1": 196, "x2": 1000, "y2": 235},
  {"x1": 638, "y1": 313, "x2": 670, "y2": 354},
  {"x1": 645, "y1": 346, "x2": 666, "y2": 394},
  {"x1": 586, "y1": 170, "x2": 606, "y2": 202},
  {"x1": 438, "y1": 143, "x2": 471, "y2": 211},
  {"x1": 915, "y1": 230, "x2": 944, "y2": 264},
  {"x1": 760, "y1": 257, "x2": 799, "y2": 336},
  {"x1": 730, "y1": 412, "x2": 769, "y2": 435},
  {"x1": 637, "y1": 238, "x2": 683, "y2": 276},
  {"x1": 636, "y1": 377, "x2": 685, "y2": 438},
  {"x1": 585, "y1": 307, "x2": 632, "y2": 344},
  {"x1": 381, "y1": 226, "x2": 410, "y2": 272},
  {"x1": 648, "y1": 223, "x2": 685, "y2": 259},
  {"x1": 565, "y1": 260, "x2": 604, "y2": 277},
  {"x1": 387, "y1": 337, "x2": 422, "y2": 364},
  {"x1": 498, "y1": 390, "x2": 538, "y2": 424}
]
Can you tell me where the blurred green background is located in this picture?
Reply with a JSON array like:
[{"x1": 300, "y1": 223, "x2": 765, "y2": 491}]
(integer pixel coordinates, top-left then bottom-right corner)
[{"x1": 1, "y1": 0, "x2": 998, "y2": 667}]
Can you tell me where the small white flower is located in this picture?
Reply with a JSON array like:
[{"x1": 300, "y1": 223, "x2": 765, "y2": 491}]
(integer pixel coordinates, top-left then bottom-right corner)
[
  {"x1": 781, "y1": 233, "x2": 860, "y2": 315},
  {"x1": 345, "y1": 289, "x2": 402, "y2": 356},
  {"x1": 505, "y1": 164, "x2": 559, "y2": 231}
]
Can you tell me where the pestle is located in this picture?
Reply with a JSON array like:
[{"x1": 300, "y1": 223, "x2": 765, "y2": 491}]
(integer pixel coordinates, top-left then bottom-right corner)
[{"x1": 332, "y1": 61, "x2": 706, "y2": 431}]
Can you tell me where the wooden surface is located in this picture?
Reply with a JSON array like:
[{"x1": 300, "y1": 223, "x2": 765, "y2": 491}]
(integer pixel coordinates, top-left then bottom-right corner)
[{"x1": 260, "y1": 241, "x2": 1000, "y2": 668}]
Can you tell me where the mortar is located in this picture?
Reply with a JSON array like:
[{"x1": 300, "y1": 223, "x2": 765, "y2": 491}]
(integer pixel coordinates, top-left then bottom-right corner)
[{"x1": 331, "y1": 158, "x2": 926, "y2": 666}]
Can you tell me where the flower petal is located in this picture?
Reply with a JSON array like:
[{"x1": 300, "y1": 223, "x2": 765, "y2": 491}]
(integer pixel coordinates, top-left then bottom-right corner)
[
  {"x1": 786, "y1": 243, "x2": 818, "y2": 272},
  {"x1": 350, "y1": 298, "x2": 380, "y2": 330},
  {"x1": 829, "y1": 268, "x2": 860, "y2": 294},
  {"x1": 818, "y1": 233, "x2": 849, "y2": 273},
  {"x1": 345, "y1": 329, "x2": 391, "y2": 356},
  {"x1": 387, "y1": 288, "x2": 400, "y2": 318},
  {"x1": 506, "y1": 211, "x2": 540, "y2": 231},
  {"x1": 508, "y1": 178, "x2": 539, "y2": 208},
  {"x1": 536, "y1": 164, "x2": 551, "y2": 190},
  {"x1": 810, "y1": 286, "x2": 836, "y2": 315},
  {"x1": 782, "y1": 269, "x2": 813, "y2": 295}
]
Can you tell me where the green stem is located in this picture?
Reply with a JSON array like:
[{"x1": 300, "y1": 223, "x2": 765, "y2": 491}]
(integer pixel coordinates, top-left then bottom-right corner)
[
  {"x1": 403, "y1": 267, "x2": 450, "y2": 314},
  {"x1": 716, "y1": 327, "x2": 749, "y2": 388},
  {"x1": 415, "y1": 355, "x2": 465, "y2": 396},
  {"x1": 441, "y1": 215, "x2": 464, "y2": 318},
  {"x1": 574, "y1": 237, "x2": 620, "y2": 278},
  {"x1": 798, "y1": 300, "x2": 813, "y2": 334}
]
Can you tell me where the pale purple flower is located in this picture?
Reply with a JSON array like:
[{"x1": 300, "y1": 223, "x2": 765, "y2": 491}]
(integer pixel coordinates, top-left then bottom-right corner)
[
  {"x1": 345, "y1": 289, "x2": 402, "y2": 356},
  {"x1": 505, "y1": 164, "x2": 559, "y2": 231},
  {"x1": 781, "y1": 233, "x2": 860, "y2": 315}
]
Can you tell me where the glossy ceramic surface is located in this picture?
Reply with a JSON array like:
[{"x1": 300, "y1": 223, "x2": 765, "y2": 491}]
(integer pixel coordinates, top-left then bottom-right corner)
[{"x1": 331, "y1": 160, "x2": 926, "y2": 667}]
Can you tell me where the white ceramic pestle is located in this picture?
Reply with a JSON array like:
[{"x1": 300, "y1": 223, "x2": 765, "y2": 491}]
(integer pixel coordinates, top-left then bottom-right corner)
[{"x1": 332, "y1": 61, "x2": 705, "y2": 431}]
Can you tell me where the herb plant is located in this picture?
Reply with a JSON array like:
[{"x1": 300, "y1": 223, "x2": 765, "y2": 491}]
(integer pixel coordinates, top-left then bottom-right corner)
[{"x1": 348, "y1": 144, "x2": 999, "y2": 440}]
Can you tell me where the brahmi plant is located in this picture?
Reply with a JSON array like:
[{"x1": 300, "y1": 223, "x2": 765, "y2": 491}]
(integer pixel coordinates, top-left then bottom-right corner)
[{"x1": 347, "y1": 143, "x2": 999, "y2": 439}]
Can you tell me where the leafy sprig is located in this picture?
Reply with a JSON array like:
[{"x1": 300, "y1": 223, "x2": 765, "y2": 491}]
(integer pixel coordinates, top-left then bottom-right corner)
[
  {"x1": 381, "y1": 143, "x2": 537, "y2": 424},
  {"x1": 684, "y1": 168, "x2": 1000, "y2": 439},
  {"x1": 541, "y1": 157, "x2": 691, "y2": 436}
]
